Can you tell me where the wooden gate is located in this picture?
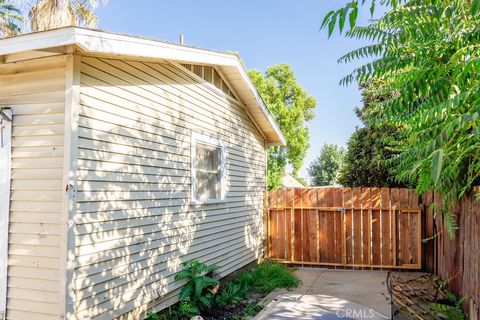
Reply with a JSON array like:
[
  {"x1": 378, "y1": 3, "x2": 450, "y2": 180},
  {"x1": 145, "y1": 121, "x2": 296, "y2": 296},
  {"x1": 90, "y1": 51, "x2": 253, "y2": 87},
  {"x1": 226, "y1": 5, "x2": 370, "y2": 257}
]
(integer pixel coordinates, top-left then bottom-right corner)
[{"x1": 264, "y1": 187, "x2": 422, "y2": 269}]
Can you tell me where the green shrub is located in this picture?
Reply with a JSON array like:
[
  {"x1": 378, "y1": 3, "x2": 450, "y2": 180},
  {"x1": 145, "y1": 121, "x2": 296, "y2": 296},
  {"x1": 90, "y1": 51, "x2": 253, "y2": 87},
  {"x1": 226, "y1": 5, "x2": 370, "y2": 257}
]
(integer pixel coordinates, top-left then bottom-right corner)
[
  {"x1": 148, "y1": 262, "x2": 298, "y2": 319},
  {"x1": 145, "y1": 312, "x2": 161, "y2": 320},
  {"x1": 215, "y1": 262, "x2": 299, "y2": 308},
  {"x1": 250, "y1": 262, "x2": 299, "y2": 293},
  {"x1": 174, "y1": 259, "x2": 220, "y2": 318},
  {"x1": 216, "y1": 282, "x2": 244, "y2": 307}
]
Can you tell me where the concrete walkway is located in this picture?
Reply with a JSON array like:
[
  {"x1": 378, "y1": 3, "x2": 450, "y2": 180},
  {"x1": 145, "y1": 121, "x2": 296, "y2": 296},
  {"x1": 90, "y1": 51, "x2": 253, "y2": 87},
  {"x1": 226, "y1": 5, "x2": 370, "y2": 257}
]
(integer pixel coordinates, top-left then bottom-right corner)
[{"x1": 254, "y1": 268, "x2": 391, "y2": 320}]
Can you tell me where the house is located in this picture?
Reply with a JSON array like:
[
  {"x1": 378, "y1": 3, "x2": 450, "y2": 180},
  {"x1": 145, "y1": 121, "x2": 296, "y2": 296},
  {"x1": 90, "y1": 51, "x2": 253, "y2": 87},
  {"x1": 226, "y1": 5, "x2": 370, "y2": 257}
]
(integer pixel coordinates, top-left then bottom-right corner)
[
  {"x1": 0, "y1": 27, "x2": 285, "y2": 320},
  {"x1": 281, "y1": 173, "x2": 304, "y2": 188}
]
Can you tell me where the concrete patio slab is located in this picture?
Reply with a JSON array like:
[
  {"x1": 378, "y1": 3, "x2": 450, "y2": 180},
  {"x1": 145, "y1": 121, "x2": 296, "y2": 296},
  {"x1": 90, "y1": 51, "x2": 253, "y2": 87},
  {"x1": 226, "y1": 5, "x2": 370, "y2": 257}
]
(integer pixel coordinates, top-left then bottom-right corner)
[
  {"x1": 255, "y1": 268, "x2": 391, "y2": 320},
  {"x1": 255, "y1": 294, "x2": 389, "y2": 320}
]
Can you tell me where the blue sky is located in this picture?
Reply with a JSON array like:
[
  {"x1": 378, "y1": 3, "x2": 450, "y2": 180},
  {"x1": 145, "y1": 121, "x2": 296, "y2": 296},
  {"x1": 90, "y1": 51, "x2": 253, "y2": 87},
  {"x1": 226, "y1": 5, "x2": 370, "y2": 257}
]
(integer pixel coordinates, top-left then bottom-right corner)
[{"x1": 96, "y1": 1, "x2": 377, "y2": 178}]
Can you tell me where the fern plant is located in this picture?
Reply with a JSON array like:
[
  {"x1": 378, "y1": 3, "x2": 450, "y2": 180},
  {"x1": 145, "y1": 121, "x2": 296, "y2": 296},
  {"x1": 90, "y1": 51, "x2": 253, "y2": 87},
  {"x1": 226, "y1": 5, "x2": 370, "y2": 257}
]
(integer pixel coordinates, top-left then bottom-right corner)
[
  {"x1": 216, "y1": 282, "x2": 243, "y2": 307},
  {"x1": 322, "y1": 0, "x2": 480, "y2": 236},
  {"x1": 174, "y1": 259, "x2": 220, "y2": 318}
]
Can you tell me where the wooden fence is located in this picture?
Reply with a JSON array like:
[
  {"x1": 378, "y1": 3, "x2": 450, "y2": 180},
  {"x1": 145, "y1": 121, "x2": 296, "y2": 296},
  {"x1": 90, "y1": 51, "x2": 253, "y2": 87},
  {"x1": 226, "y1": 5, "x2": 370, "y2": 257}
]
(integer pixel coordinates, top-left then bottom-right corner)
[
  {"x1": 423, "y1": 188, "x2": 480, "y2": 319},
  {"x1": 264, "y1": 187, "x2": 422, "y2": 269}
]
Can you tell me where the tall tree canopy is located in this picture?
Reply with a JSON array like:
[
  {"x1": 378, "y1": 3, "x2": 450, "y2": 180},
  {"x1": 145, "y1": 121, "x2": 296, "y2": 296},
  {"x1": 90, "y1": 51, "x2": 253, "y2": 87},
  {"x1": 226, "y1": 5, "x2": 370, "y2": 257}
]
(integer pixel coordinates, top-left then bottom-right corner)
[
  {"x1": 323, "y1": 0, "x2": 480, "y2": 234},
  {"x1": 308, "y1": 144, "x2": 345, "y2": 186},
  {"x1": 0, "y1": 0, "x2": 22, "y2": 37},
  {"x1": 249, "y1": 64, "x2": 316, "y2": 190},
  {"x1": 29, "y1": 0, "x2": 106, "y2": 32},
  {"x1": 338, "y1": 81, "x2": 407, "y2": 187}
]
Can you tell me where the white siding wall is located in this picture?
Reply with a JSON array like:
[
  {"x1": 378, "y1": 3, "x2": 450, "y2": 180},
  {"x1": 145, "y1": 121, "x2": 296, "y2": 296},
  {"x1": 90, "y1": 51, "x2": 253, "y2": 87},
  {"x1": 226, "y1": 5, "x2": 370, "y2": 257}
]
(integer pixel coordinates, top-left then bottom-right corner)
[
  {"x1": 0, "y1": 55, "x2": 67, "y2": 320},
  {"x1": 73, "y1": 56, "x2": 266, "y2": 319}
]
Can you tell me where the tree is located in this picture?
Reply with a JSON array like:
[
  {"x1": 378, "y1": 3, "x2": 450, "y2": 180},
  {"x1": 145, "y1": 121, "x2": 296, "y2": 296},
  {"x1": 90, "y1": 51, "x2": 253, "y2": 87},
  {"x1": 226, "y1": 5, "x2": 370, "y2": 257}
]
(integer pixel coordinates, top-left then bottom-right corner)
[
  {"x1": 308, "y1": 144, "x2": 344, "y2": 186},
  {"x1": 29, "y1": 0, "x2": 106, "y2": 32},
  {"x1": 0, "y1": 0, "x2": 22, "y2": 37},
  {"x1": 338, "y1": 81, "x2": 407, "y2": 187},
  {"x1": 322, "y1": 0, "x2": 480, "y2": 235},
  {"x1": 248, "y1": 64, "x2": 316, "y2": 190}
]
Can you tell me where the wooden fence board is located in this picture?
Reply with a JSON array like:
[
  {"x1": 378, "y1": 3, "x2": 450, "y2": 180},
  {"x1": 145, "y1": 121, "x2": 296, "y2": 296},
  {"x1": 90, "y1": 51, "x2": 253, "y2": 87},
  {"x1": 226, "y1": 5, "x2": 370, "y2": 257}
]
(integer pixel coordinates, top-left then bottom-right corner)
[
  {"x1": 399, "y1": 189, "x2": 409, "y2": 266},
  {"x1": 293, "y1": 208, "x2": 302, "y2": 261},
  {"x1": 309, "y1": 209, "x2": 319, "y2": 262},
  {"x1": 270, "y1": 209, "x2": 277, "y2": 259},
  {"x1": 334, "y1": 188, "x2": 343, "y2": 264},
  {"x1": 422, "y1": 189, "x2": 480, "y2": 318},
  {"x1": 360, "y1": 188, "x2": 370, "y2": 267},
  {"x1": 372, "y1": 187, "x2": 382, "y2": 267},
  {"x1": 344, "y1": 188, "x2": 354, "y2": 265},
  {"x1": 278, "y1": 205, "x2": 285, "y2": 260},
  {"x1": 286, "y1": 208, "x2": 292, "y2": 261},
  {"x1": 325, "y1": 188, "x2": 335, "y2": 263},
  {"x1": 266, "y1": 187, "x2": 422, "y2": 270},
  {"x1": 302, "y1": 209, "x2": 311, "y2": 262},
  {"x1": 381, "y1": 188, "x2": 392, "y2": 266}
]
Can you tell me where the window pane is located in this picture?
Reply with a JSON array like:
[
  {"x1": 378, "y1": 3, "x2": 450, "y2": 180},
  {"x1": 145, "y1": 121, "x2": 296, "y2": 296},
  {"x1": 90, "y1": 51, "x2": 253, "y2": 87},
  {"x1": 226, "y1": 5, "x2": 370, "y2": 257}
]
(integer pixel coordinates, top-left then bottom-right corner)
[
  {"x1": 196, "y1": 171, "x2": 221, "y2": 200},
  {"x1": 196, "y1": 144, "x2": 220, "y2": 171}
]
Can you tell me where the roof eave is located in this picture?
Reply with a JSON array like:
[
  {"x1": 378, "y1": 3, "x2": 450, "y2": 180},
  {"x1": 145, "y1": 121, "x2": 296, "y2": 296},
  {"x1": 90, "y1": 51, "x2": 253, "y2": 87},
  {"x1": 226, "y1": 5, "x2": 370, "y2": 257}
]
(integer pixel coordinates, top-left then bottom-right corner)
[{"x1": 0, "y1": 27, "x2": 286, "y2": 146}]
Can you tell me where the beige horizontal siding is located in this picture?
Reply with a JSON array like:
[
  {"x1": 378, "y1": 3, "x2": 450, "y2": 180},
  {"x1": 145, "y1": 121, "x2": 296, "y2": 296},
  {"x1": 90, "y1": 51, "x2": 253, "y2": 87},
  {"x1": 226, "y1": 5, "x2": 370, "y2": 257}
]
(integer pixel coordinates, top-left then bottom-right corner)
[
  {"x1": 0, "y1": 55, "x2": 66, "y2": 319},
  {"x1": 72, "y1": 56, "x2": 266, "y2": 319}
]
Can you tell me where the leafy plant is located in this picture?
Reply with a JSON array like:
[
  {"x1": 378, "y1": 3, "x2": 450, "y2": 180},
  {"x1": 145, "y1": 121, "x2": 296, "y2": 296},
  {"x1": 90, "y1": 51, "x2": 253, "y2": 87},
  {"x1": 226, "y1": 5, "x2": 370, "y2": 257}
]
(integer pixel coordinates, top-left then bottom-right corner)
[
  {"x1": 322, "y1": 0, "x2": 480, "y2": 236},
  {"x1": 216, "y1": 269, "x2": 254, "y2": 307},
  {"x1": 250, "y1": 262, "x2": 299, "y2": 293},
  {"x1": 216, "y1": 282, "x2": 244, "y2": 307},
  {"x1": 431, "y1": 291, "x2": 467, "y2": 320},
  {"x1": 338, "y1": 81, "x2": 409, "y2": 188},
  {"x1": 242, "y1": 302, "x2": 263, "y2": 318},
  {"x1": 174, "y1": 259, "x2": 220, "y2": 318},
  {"x1": 0, "y1": 0, "x2": 22, "y2": 37},
  {"x1": 145, "y1": 312, "x2": 161, "y2": 320},
  {"x1": 308, "y1": 144, "x2": 345, "y2": 186},
  {"x1": 248, "y1": 65, "x2": 317, "y2": 189}
]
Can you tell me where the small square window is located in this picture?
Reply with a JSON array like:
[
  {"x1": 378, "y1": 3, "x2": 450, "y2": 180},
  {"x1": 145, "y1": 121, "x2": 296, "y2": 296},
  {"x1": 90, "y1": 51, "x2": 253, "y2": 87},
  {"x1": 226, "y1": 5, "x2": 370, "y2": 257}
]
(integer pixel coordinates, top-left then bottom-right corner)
[{"x1": 191, "y1": 132, "x2": 226, "y2": 204}]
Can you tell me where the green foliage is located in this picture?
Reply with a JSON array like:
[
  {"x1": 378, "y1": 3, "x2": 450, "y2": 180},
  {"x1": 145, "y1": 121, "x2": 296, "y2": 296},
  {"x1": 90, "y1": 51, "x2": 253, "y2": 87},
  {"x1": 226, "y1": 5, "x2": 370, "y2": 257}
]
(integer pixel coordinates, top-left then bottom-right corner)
[
  {"x1": 145, "y1": 312, "x2": 161, "y2": 320},
  {"x1": 216, "y1": 262, "x2": 299, "y2": 308},
  {"x1": 248, "y1": 65, "x2": 316, "y2": 190},
  {"x1": 308, "y1": 144, "x2": 345, "y2": 186},
  {"x1": 431, "y1": 291, "x2": 467, "y2": 320},
  {"x1": 322, "y1": 0, "x2": 480, "y2": 236},
  {"x1": 241, "y1": 303, "x2": 263, "y2": 318},
  {"x1": 338, "y1": 81, "x2": 408, "y2": 187},
  {"x1": 322, "y1": 0, "x2": 403, "y2": 37},
  {"x1": 148, "y1": 263, "x2": 298, "y2": 319},
  {"x1": 0, "y1": 0, "x2": 22, "y2": 37},
  {"x1": 216, "y1": 282, "x2": 245, "y2": 307},
  {"x1": 174, "y1": 259, "x2": 220, "y2": 318},
  {"x1": 295, "y1": 176, "x2": 308, "y2": 187},
  {"x1": 249, "y1": 262, "x2": 300, "y2": 293}
]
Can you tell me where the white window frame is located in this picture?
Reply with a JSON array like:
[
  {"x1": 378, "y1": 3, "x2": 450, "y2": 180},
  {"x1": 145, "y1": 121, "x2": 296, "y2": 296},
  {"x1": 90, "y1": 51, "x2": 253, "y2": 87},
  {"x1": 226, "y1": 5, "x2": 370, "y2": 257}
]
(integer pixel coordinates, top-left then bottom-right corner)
[{"x1": 191, "y1": 132, "x2": 226, "y2": 205}]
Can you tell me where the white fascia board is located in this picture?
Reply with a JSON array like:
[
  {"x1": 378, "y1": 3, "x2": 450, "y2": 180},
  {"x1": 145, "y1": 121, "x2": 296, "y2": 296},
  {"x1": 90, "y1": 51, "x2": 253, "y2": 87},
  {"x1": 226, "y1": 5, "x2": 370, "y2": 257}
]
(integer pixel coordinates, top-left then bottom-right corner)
[
  {"x1": 233, "y1": 60, "x2": 286, "y2": 146},
  {"x1": 0, "y1": 28, "x2": 77, "y2": 55},
  {"x1": 0, "y1": 27, "x2": 286, "y2": 145},
  {"x1": 72, "y1": 28, "x2": 239, "y2": 66}
]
